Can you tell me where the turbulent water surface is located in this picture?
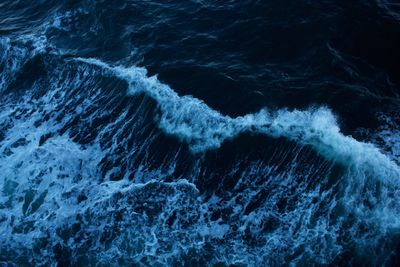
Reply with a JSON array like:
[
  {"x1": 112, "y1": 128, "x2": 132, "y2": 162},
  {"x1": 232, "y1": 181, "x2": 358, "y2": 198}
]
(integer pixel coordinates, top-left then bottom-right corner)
[{"x1": 1, "y1": 0, "x2": 400, "y2": 266}]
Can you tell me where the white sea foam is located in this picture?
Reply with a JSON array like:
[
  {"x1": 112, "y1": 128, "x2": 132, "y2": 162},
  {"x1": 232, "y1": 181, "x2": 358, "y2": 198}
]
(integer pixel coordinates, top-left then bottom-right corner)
[
  {"x1": 1, "y1": 29, "x2": 400, "y2": 265},
  {"x1": 76, "y1": 57, "x2": 400, "y2": 182}
]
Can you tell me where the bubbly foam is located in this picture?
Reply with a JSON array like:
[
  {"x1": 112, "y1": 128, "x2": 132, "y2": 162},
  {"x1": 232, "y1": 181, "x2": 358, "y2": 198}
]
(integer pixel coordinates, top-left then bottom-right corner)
[
  {"x1": 76, "y1": 57, "x2": 400, "y2": 181},
  {"x1": 1, "y1": 18, "x2": 399, "y2": 264}
]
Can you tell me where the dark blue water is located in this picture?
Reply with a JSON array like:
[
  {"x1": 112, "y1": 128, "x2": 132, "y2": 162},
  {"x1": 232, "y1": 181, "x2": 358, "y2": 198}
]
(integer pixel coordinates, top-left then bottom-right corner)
[{"x1": 1, "y1": 1, "x2": 400, "y2": 266}]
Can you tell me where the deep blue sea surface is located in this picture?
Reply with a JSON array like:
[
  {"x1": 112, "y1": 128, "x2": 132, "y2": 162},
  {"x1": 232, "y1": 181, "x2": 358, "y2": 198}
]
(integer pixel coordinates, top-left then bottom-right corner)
[{"x1": 1, "y1": 0, "x2": 400, "y2": 266}]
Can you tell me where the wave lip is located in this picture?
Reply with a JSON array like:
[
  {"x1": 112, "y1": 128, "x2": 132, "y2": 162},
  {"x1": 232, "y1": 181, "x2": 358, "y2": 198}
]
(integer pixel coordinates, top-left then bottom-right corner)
[{"x1": 75, "y1": 57, "x2": 400, "y2": 182}]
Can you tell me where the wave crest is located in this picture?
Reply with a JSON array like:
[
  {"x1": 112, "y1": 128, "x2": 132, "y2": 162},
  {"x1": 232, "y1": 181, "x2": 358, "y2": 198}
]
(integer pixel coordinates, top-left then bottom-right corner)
[{"x1": 76, "y1": 57, "x2": 400, "y2": 182}]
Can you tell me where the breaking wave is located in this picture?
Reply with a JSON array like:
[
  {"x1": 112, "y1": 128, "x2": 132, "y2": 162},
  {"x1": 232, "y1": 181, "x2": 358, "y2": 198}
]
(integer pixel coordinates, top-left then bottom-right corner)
[
  {"x1": 1, "y1": 5, "x2": 400, "y2": 266},
  {"x1": 77, "y1": 57, "x2": 400, "y2": 182}
]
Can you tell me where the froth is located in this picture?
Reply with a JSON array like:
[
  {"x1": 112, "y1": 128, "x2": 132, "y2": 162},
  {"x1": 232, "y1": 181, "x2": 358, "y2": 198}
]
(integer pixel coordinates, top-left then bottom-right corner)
[{"x1": 75, "y1": 58, "x2": 400, "y2": 181}]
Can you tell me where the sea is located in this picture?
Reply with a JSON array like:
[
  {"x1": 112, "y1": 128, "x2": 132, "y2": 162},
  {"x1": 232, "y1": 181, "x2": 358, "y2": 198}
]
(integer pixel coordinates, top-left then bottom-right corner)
[{"x1": 1, "y1": 0, "x2": 400, "y2": 266}]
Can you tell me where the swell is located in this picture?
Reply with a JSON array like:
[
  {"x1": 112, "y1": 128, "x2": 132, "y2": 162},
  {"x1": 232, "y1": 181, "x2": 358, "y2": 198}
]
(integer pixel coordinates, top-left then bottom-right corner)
[
  {"x1": 76, "y1": 57, "x2": 400, "y2": 183},
  {"x1": 1, "y1": 9, "x2": 400, "y2": 265}
]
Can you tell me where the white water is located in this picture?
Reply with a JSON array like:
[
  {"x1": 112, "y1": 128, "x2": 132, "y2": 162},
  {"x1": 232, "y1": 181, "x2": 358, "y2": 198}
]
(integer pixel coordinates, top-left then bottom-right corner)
[
  {"x1": 1, "y1": 22, "x2": 400, "y2": 265},
  {"x1": 76, "y1": 57, "x2": 400, "y2": 182}
]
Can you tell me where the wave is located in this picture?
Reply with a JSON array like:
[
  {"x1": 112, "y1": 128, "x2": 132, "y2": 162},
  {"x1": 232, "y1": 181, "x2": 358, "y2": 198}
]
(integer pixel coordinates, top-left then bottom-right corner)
[
  {"x1": 1, "y1": 17, "x2": 400, "y2": 265},
  {"x1": 76, "y1": 57, "x2": 400, "y2": 182}
]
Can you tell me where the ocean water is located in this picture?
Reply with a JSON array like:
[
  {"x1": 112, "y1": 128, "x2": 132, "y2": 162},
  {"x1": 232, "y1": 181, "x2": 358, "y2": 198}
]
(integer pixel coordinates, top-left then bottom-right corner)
[{"x1": 0, "y1": 0, "x2": 400, "y2": 266}]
